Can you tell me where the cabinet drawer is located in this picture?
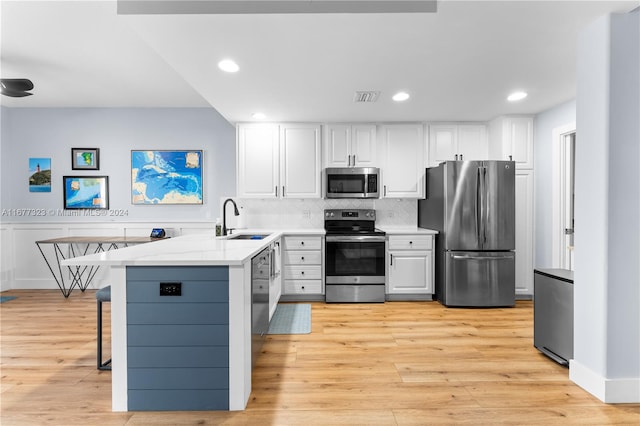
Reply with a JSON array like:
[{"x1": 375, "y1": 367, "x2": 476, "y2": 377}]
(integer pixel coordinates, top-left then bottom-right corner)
[
  {"x1": 284, "y1": 250, "x2": 322, "y2": 265},
  {"x1": 284, "y1": 279, "x2": 323, "y2": 294},
  {"x1": 388, "y1": 235, "x2": 433, "y2": 250},
  {"x1": 284, "y1": 236, "x2": 322, "y2": 251},
  {"x1": 284, "y1": 265, "x2": 322, "y2": 280}
]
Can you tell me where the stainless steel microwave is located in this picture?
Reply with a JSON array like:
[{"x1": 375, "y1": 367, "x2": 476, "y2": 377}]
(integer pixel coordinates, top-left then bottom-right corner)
[{"x1": 325, "y1": 167, "x2": 380, "y2": 199}]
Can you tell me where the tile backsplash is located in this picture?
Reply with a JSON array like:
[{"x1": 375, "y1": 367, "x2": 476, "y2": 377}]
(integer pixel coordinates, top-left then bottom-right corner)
[{"x1": 222, "y1": 198, "x2": 417, "y2": 229}]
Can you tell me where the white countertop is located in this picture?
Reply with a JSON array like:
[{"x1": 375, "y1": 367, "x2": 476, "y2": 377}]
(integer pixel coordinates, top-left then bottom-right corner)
[
  {"x1": 61, "y1": 227, "x2": 437, "y2": 267},
  {"x1": 61, "y1": 229, "x2": 324, "y2": 267},
  {"x1": 379, "y1": 226, "x2": 438, "y2": 235}
]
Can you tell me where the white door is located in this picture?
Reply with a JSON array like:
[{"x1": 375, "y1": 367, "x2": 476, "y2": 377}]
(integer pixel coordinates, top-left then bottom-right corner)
[
  {"x1": 515, "y1": 169, "x2": 534, "y2": 296},
  {"x1": 457, "y1": 124, "x2": 488, "y2": 160},
  {"x1": 351, "y1": 124, "x2": 377, "y2": 166},
  {"x1": 506, "y1": 117, "x2": 534, "y2": 168},
  {"x1": 388, "y1": 251, "x2": 431, "y2": 294},
  {"x1": 381, "y1": 124, "x2": 425, "y2": 198},
  {"x1": 324, "y1": 124, "x2": 351, "y2": 167},
  {"x1": 280, "y1": 124, "x2": 322, "y2": 198},
  {"x1": 237, "y1": 124, "x2": 279, "y2": 198},
  {"x1": 428, "y1": 125, "x2": 457, "y2": 166}
]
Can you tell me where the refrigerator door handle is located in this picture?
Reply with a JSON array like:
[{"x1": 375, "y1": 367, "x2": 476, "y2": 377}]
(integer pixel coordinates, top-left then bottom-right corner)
[
  {"x1": 452, "y1": 254, "x2": 515, "y2": 260},
  {"x1": 482, "y1": 166, "x2": 487, "y2": 245},
  {"x1": 476, "y1": 167, "x2": 482, "y2": 246}
]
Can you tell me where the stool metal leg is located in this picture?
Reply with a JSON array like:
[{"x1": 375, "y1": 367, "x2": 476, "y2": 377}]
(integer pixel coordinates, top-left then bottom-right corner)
[{"x1": 97, "y1": 299, "x2": 112, "y2": 370}]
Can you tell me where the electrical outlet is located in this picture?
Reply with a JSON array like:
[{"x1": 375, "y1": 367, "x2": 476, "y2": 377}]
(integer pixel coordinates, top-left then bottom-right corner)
[
  {"x1": 302, "y1": 210, "x2": 311, "y2": 219},
  {"x1": 160, "y1": 282, "x2": 182, "y2": 296}
]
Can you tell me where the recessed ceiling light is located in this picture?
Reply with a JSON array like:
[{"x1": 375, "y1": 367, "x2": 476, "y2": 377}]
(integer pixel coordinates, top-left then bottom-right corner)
[
  {"x1": 507, "y1": 91, "x2": 528, "y2": 102},
  {"x1": 218, "y1": 59, "x2": 239, "y2": 73},
  {"x1": 392, "y1": 92, "x2": 410, "y2": 102},
  {"x1": 252, "y1": 112, "x2": 266, "y2": 120}
]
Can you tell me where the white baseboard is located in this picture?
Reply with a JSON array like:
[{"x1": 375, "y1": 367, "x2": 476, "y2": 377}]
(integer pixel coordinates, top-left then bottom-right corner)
[{"x1": 570, "y1": 359, "x2": 640, "y2": 403}]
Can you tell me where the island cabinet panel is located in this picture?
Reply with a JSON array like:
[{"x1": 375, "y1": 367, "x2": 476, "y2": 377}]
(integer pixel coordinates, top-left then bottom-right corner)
[{"x1": 126, "y1": 266, "x2": 230, "y2": 411}]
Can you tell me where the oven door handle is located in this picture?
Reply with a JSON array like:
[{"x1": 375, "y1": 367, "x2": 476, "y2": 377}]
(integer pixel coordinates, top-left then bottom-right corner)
[{"x1": 325, "y1": 235, "x2": 386, "y2": 243}]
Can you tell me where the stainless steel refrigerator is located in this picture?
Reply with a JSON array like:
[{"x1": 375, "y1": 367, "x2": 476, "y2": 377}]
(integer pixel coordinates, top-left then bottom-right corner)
[{"x1": 418, "y1": 161, "x2": 516, "y2": 307}]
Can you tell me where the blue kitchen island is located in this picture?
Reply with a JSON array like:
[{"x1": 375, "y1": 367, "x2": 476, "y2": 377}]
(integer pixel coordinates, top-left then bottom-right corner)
[{"x1": 63, "y1": 232, "x2": 285, "y2": 412}]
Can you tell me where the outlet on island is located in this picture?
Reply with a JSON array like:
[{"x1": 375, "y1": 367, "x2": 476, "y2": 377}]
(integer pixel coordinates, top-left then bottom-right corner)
[{"x1": 159, "y1": 282, "x2": 182, "y2": 296}]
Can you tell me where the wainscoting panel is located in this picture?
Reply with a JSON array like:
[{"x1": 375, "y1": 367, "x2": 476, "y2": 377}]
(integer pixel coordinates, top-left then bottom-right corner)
[{"x1": 1, "y1": 222, "x2": 215, "y2": 291}]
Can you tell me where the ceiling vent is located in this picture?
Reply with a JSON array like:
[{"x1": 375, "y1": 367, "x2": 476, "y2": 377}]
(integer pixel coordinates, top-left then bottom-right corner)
[{"x1": 353, "y1": 91, "x2": 380, "y2": 103}]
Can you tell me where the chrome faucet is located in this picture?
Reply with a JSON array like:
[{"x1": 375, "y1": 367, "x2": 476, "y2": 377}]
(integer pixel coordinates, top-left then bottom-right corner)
[{"x1": 222, "y1": 198, "x2": 240, "y2": 236}]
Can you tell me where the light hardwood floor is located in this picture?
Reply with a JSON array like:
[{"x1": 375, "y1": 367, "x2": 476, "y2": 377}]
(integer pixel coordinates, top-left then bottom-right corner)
[{"x1": 1, "y1": 290, "x2": 639, "y2": 425}]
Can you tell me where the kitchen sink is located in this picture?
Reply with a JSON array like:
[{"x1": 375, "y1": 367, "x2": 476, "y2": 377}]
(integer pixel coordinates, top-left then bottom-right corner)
[{"x1": 226, "y1": 234, "x2": 270, "y2": 240}]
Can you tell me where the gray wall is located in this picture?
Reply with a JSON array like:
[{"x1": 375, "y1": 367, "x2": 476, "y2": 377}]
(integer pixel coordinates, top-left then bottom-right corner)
[
  {"x1": 533, "y1": 99, "x2": 576, "y2": 268},
  {"x1": 0, "y1": 107, "x2": 235, "y2": 223}
]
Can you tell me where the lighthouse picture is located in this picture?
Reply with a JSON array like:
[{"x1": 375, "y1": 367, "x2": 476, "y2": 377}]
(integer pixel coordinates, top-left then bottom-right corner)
[{"x1": 29, "y1": 157, "x2": 51, "y2": 192}]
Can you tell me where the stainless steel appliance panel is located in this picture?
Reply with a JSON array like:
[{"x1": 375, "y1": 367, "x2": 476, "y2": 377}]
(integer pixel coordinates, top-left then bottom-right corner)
[
  {"x1": 325, "y1": 167, "x2": 379, "y2": 199},
  {"x1": 325, "y1": 283, "x2": 386, "y2": 303},
  {"x1": 482, "y1": 161, "x2": 515, "y2": 250},
  {"x1": 251, "y1": 247, "x2": 270, "y2": 367},
  {"x1": 444, "y1": 251, "x2": 515, "y2": 307},
  {"x1": 444, "y1": 161, "x2": 483, "y2": 251},
  {"x1": 534, "y1": 269, "x2": 574, "y2": 365}
]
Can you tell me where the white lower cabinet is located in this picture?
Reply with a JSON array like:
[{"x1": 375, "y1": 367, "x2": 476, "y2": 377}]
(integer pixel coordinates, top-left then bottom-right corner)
[
  {"x1": 386, "y1": 234, "x2": 434, "y2": 297},
  {"x1": 281, "y1": 235, "x2": 323, "y2": 297}
]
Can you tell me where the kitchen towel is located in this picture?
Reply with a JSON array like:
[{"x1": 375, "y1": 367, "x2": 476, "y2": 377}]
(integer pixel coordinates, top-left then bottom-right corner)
[{"x1": 267, "y1": 303, "x2": 311, "y2": 334}]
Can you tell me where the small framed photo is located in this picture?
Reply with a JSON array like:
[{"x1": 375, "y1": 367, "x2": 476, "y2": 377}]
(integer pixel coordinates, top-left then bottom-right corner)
[
  {"x1": 63, "y1": 176, "x2": 109, "y2": 209},
  {"x1": 71, "y1": 148, "x2": 100, "y2": 170}
]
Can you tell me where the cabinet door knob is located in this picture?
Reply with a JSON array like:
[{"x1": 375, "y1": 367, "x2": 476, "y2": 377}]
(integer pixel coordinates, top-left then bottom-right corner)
[
  {"x1": 301, "y1": 256, "x2": 305, "y2": 261},
  {"x1": 409, "y1": 241, "x2": 413, "y2": 245},
  {"x1": 301, "y1": 271, "x2": 305, "y2": 275},
  {"x1": 301, "y1": 241, "x2": 304, "y2": 246}
]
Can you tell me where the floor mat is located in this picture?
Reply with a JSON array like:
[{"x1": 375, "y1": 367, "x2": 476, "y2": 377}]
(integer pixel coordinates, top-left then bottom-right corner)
[{"x1": 267, "y1": 304, "x2": 311, "y2": 334}]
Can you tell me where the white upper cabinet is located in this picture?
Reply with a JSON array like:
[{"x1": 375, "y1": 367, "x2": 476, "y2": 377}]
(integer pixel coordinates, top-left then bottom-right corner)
[
  {"x1": 237, "y1": 123, "x2": 321, "y2": 198},
  {"x1": 379, "y1": 123, "x2": 425, "y2": 198},
  {"x1": 488, "y1": 116, "x2": 534, "y2": 169},
  {"x1": 428, "y1": 124, "x2": 488, "y2": 167},
  {"x1": 237, "y1": 123, "x2": 280, "y2": 198},
  {"x1": 324, "y1": 124, "x2": 377, "y2": 167},
  {"x1": 280, "y1": 123, "x2": 322, "y2": 198}
]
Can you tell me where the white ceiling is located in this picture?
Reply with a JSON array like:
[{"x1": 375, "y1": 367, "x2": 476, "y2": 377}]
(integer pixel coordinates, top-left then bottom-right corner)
[{"x1": 1, "y1": 1, "x2": 638, "y2": 124}]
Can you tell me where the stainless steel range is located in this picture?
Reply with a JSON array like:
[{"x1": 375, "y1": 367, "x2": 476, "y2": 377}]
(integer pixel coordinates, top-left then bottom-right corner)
[{"x1": 324, "y1": 209, "x2": 386, "y2": 303}]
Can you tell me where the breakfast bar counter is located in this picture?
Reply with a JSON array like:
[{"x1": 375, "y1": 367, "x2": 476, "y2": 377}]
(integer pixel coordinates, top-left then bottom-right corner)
[{"x1": 63, "y1": 232, "x2": 287, "y2": 412}]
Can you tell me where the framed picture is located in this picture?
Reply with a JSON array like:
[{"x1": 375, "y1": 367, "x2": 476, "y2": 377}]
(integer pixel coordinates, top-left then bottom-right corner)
[
  {"x1": 29, "y1": 157, "x2": 51, "y2": 192},
  {"x1": 131, "y1": 150, "x2": 203, "y2": 205},
  {"x1": 71, "y1": 148, "x2": 100, "y2": 170},
  {"x1": 63, "y1": 176, "x2": 109, "y2": 209}
]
